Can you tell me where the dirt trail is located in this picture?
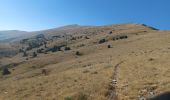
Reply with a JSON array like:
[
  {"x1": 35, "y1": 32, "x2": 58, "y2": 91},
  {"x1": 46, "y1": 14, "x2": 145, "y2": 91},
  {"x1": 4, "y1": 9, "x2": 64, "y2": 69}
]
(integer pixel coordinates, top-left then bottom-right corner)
[{"x1": 107, "y1": 61, "x2": 124, "y2": 100}]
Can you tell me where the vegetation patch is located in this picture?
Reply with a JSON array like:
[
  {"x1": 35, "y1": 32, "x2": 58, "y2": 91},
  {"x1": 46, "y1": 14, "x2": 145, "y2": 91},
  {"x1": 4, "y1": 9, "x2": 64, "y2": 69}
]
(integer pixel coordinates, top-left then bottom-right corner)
[
  {"x1": 112, "y1": 35, "x2": 128, "y2": 41},
  {"x1": 65, "y1": 47, "x2": 71, "y2": 51},
  {"x1": 76, "y1": 92, "x2": 88, "y2": 100},
  {"x1": 76, "y1": 51, "x2": 82, "y2": 56},
  {"x1": 64, "y1": 96, "x2": 73, "y2": 100},
  {"x1": 2, "y1": 67, "x2": 11, "y2": 75},
  {"x1": 108, "y1": 45, "x2": 112, "y2": 48},
  {"x1": 32, "y1": 52, "x2": 37, "y2": 57},
  {"x1": 99, "y1": 39, "x2": 107, "y2": 44}
]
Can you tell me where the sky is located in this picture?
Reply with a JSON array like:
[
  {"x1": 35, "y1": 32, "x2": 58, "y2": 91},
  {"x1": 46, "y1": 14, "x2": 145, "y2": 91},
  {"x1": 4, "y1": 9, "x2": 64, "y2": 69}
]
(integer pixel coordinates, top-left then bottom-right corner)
[{"x1": 0, "y1": 0, "x2": 170, "y2": 31}]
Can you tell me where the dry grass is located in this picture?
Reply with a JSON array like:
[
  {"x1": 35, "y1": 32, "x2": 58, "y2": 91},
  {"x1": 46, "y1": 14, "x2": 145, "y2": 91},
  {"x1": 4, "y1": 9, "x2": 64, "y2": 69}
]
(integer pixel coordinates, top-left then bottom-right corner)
[{"x1": 0, "y1": 24, "x2": 170, "y2": 100}]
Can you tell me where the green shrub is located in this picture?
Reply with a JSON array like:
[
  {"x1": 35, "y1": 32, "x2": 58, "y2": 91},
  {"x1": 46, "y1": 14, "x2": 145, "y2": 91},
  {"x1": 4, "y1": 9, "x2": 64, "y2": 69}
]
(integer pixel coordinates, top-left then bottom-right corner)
[
  {"x1": 19, "y1": 48, "x2": 24, "y2": 53},
  {"x1": 85, "y1": 36, "x2": 90, "y2": 39},
  {"x1": 76, "y1": 51, "x2": 82, "y2": 56},
  {"x1": 77, "y1": 92, "x2": 88, "y2": 100},
  {"x1": 64, "y1": 97, "x2": 73, "y2": 100},
  {"x1": 99, "y1": 39, "x2": 106, "y2": 44},
  {"x1": 65, "y1": 47, "x2": 71, "y2": 51},
  {"x1": 32, "y1": 52, "x2": 37, "y2": 57},
  {"x1": 23, "y1": 51, "x2": 28, "y2": 57},
  {"x1": 37, "y1": 49, "x2": 43, "y2": 53},
  {"x1": 108, "y1": 45, "x2": 111, "y2": 48}
]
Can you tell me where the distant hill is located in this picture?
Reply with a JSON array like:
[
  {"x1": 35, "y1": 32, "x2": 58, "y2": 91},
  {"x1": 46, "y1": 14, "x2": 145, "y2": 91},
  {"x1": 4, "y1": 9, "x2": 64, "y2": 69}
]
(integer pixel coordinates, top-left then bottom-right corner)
[
  {"x1": 0, "y1": 30, "x2": 28, "y2": 41},
  {"x1": 0, "y1": 24, "x2": 158, "y2": 43},
  {"x1": 0, "y1": 24, "x2": 90, "y2": 42},
  {"x1": 55, "y1": 24, "x2": 85, "y2": 30}
]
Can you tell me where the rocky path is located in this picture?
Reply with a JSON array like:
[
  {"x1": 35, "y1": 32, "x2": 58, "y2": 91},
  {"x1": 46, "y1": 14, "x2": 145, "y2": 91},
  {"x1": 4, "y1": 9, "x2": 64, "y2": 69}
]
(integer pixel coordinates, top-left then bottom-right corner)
[{"x1": 107, "y1": 61, "x2": 124, "y2": 100}]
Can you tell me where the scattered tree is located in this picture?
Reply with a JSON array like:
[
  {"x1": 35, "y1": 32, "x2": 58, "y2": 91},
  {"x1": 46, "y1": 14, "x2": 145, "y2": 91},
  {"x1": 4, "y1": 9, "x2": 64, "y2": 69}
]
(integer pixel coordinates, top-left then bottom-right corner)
[
  {"x1": 32, "y1": 52, "x2": 37, "y2": 57},
  {"x1": 2, "y1": 67, "x2": 11, "y2": 75},
  {"x1": 51, "y1": 45, "x2": 62, "y2": 52},
  {"x1": 108, "y1": 45, "x2": 112, "y2": 48},
  {"x1": 113, "y1": 35, "x2": 128, "y2": 41},
  {"x1": 42, "y1": 69, "x2": 48, "y2": 75},
  {"x1": 85, "y1": 36, "x2": 90, "y2": 39},
  {"x1": 44, "y1": 41, "x2": 47, "y2": 48},
  {"x1": 23, "y1": 51, "x2": 28, "y2": 57},
  {"x1": 99, "y1": 39, "x2": 107, "y2": 44},
  {"x1": 37, "y1": 49, "x2": 43, "y2": 53},
  {"x1": 76, "y1": 51, "x2": 82, "y2": 56},
  {"x1": 65, "y1": 47, "x2": 71, "y2": 51},
  {"x1": 19, "y1": 48, "x2": 23, "y2": 53}
]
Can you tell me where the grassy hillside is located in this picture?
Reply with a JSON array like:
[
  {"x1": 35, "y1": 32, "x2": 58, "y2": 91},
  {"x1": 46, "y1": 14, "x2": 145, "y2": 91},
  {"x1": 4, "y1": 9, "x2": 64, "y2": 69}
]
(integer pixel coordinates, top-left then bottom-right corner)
[{"x1": 0, "y1": 24, "x2": 169, "y2": 100}]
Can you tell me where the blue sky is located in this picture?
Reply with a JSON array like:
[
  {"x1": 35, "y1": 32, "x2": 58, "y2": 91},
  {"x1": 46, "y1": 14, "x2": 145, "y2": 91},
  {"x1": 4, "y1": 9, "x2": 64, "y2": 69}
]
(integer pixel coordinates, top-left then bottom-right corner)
[{"x1": 0, "y1": 0, "x2": 170, "y2": 31}]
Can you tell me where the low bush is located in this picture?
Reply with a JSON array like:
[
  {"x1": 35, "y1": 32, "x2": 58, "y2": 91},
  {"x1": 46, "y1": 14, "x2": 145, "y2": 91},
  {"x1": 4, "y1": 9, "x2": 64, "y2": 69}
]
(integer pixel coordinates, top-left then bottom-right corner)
[
  {"x1": 49, "y1": 45, "x2": 64, "y2": 52},
  {"x1": 2, "y1": 67, "x2": 11, "y2": 75},
  {"x1": 99, "y1": 39, "x2": 107, "y2": 44},
  {"x1": 23, "y1": 51, "x2": 28, "y2": 57},
  {"x1": 108, "y1": 45, "x2": 111, "y2": 48},
  {"x1": 37, "y1": 49, "x2": 43, "y2": 53},
  {"x1": 85, "y1": 36, "x2": 90, "y2": 39},
  {"x1": 19, "y1": 48, "x2": 24, "y2": 53},
  {"x1": 76, "y1": 51, "x2": 82, "y2": 56},
  {"x1": 65, "y1": 47, "x2": 71, "y2": 51},
  {"x1": 32, "y1": 52, "x2": 37, "y2": 57},
  {"x1": 77, "y1": 92, "x2": 88, "y2": 100},
  {"x1": 64, "y1": 97, "x2": 73, "y2": 100},
  {"x1": 113, "y1": 35, "x2": 128, "y2": 41}
]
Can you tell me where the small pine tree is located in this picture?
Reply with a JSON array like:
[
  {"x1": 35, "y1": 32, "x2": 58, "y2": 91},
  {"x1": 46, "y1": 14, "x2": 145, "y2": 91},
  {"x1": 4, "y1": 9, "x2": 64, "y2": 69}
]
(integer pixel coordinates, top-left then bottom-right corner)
[
  {"x1": 23, "y1": 51, "x2": 28, "y2": 57},
  {"x1": 2, "y1": 67, "x2": 11, "y2": 75},
  {"x1": 65, "y1": 47, "x2": 71, "y2": 51},
  {"x1": 44, "y1": 41, "x2": 47, "y2": 48},
  {"x1": 37, "y1": 49, "x2": 42, "y2": 53},
  {"x1": 85, "y1": 36, "x2": 89, "y2": 39},
  {"x1": 19, "y1": 48, "x2": 23, "y2": 53},
  {"x1": 108, "y1": 45, "x2": 111, "y2": 48},
  {"x1": 76, "y1": 51, "x2": 82, "y2": 56},
  {"x1": 32, "y1": 52, "x2": 37, "y2": 57},
  {"x1": 109, "y1": 31, "x2": 113, "y2": 34},
  {"x1": 99, "y1": 39, "x2": 106, "y2": 44}
]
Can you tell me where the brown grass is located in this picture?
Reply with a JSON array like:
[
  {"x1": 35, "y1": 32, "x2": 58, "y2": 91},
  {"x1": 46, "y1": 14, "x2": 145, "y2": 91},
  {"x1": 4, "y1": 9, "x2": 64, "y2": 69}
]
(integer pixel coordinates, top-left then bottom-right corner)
[{"x1": 0, "y1": 24, "x2": 170, "y2": 100}]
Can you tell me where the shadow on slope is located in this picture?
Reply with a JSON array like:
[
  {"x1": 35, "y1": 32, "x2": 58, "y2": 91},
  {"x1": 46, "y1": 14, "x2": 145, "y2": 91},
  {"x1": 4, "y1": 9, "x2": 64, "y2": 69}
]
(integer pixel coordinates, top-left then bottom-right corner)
[{"x1": 149, "y1": 92, "x2": 170, "y2": 100}]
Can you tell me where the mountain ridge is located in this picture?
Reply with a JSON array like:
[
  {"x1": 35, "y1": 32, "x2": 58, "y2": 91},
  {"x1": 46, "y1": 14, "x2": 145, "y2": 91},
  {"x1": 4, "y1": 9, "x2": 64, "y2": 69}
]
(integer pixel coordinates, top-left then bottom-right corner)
[{"x1": 0, "y1": 23, "x2": 160, "y2": 42}]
